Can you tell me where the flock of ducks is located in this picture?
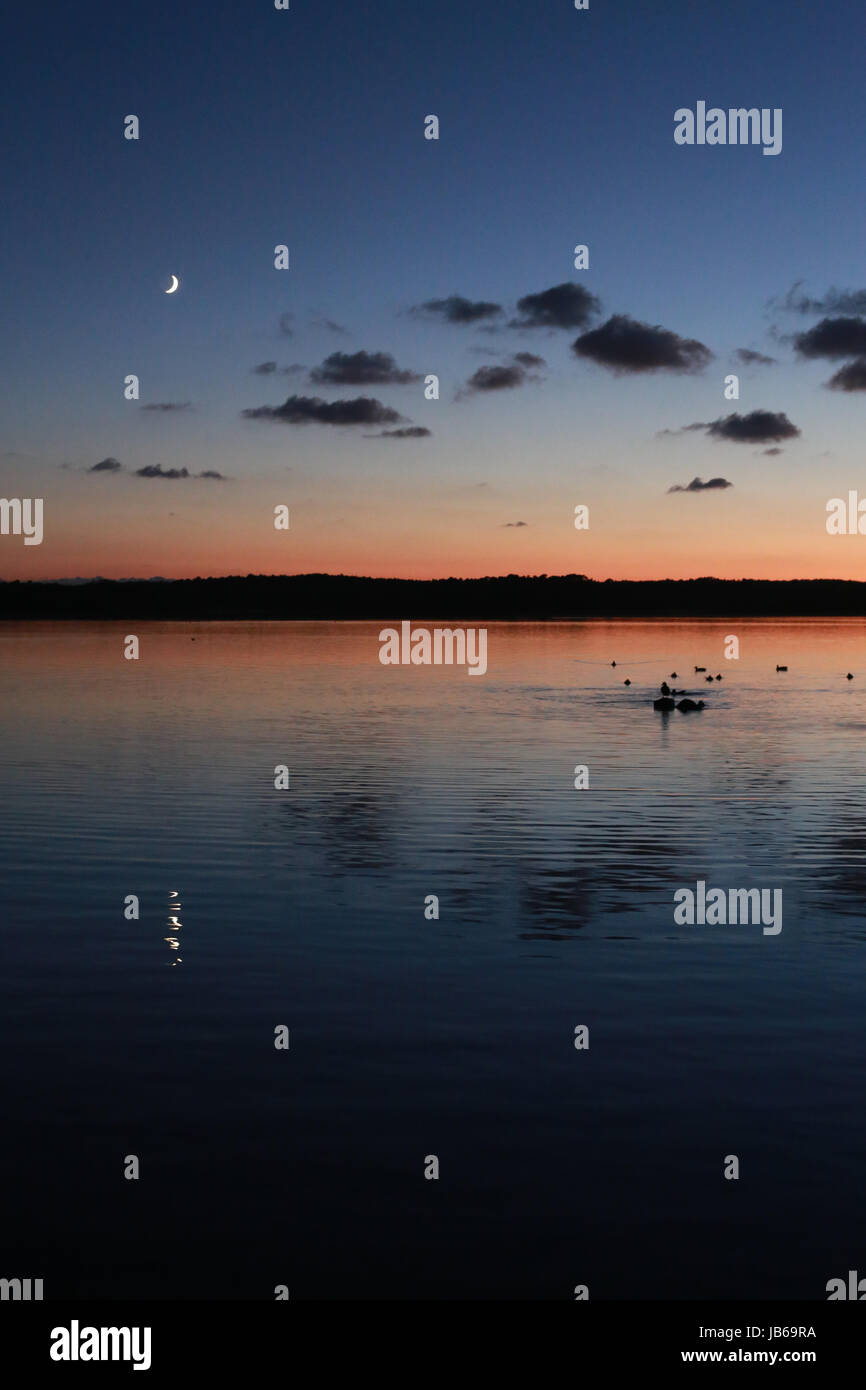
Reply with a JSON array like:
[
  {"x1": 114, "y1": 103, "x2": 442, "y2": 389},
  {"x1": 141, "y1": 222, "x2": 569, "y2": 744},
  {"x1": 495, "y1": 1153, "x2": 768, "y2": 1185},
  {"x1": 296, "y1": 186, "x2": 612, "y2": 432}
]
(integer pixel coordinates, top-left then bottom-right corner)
[{"x1": 608, "y1": 660, "x2": 856, "y2": 713}]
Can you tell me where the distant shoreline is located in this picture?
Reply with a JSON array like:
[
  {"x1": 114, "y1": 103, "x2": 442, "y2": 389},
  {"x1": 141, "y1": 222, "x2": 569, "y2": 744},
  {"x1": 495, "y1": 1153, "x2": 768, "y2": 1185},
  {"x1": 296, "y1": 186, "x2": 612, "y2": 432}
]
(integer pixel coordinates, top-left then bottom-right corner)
[{"x1": 3, "y1": 574, "x2": 866, "y2": 620}]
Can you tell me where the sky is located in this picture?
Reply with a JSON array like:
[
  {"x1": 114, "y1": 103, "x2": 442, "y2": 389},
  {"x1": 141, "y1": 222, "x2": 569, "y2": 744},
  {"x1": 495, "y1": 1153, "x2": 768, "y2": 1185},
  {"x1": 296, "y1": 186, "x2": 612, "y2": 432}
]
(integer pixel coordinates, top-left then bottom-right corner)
[{"x1": 3, "y1": 0, "x2": 866, "y2": 581}]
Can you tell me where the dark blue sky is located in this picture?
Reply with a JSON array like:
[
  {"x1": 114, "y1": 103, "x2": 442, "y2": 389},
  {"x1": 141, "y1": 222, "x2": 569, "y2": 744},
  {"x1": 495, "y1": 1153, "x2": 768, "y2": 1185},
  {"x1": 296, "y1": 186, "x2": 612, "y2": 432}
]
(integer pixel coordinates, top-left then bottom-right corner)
[{"x1": 4, "y1": 0, "x2": 866, "y2": 578}]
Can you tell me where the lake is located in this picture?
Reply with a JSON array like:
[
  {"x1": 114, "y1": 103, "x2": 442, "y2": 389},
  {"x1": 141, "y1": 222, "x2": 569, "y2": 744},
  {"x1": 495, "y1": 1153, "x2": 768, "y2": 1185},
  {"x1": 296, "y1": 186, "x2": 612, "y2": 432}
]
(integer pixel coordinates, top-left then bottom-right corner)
[{"x1": 0, "y1": 617, "x2": 864, "y2": 1299}]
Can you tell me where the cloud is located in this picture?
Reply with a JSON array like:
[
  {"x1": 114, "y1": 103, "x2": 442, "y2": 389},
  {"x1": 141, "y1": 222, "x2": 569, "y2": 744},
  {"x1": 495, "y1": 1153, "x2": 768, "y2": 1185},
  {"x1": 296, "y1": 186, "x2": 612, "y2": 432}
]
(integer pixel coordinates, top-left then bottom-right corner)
[
  {"x1": 511, "y1": 282, "x2": 601, "y2": 330},
  {"x1": 826, "y1": 357, "x2": 866, "y2": 391},
  {"x1": 793, "y1": 317, "x2": 866, "y2": 360},
  {"x1": 734, "y1": 348, "x2": 777, "y2": 366},
  {"x1": 313, "y1": 318, "x2": 349, "y2": 335},
  {"x1": 376, "y1": 426, "x2": 431, "y2": 438},
  {"x1": 134, "y1": 465, "x2": 226, "y2": 480},
  {"x1": 763, "y1": 447, "x2": 784, "y2": 455},
  {"x1": 279, "y1": 312, "x2": 294, "y2": 336},
  {"x1": 681, "y1": 410, "x2": 801, "y2": 444},
  {"x1": 411, "y1": 295, "x2": 503, "y2": 325},
  {"x1": 309, "y1": 350, "x2": 420, "y2": 386},
  {"x1": 460, "y1": 363, "x2": 534, "y2": 395},
  {"x1": 140, "y1": 402, "x2": 192, "y2": 412},
  {"x1": 136, "y1": 465, "x2": 190, "y2": 479},
  {"x1": 501, "y1": 520, "x2": 529, "y2": 526},
  {"x1": 573, "y1": 315, "x2": 712, "y2": 373},
  {"x1": 667, "y1": 477, "x2": 733, "y2": 493},
  {"x1": 253, "y1": 362, "x2": 305, "y2": 376},
  {"x1": 773, "y1": 281, "x2": 866, "y2": 316},
  {"x1": 241, "y1": 395, "x2": 405, "y2": 426},
  {"x1": 89, "y1": 456, "x2": 123, "y2": 473},
  {"x1": 513, "y1": 351, "x2": 546, "y2": 367}
]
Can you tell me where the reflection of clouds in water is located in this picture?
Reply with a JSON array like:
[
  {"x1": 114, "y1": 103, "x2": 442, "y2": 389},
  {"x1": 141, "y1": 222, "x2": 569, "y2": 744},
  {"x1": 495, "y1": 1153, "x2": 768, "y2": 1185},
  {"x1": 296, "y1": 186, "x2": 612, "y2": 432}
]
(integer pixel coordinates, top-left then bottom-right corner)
[
  {"x1": 805, "y1": 806, "x2": 866, "y2": 937},
  {"x1": 515, "y1": 842, "x2": 681, "y2": 940},
  {"x1": 279, "y1": 779, "x2": 398, "y2": 873}
]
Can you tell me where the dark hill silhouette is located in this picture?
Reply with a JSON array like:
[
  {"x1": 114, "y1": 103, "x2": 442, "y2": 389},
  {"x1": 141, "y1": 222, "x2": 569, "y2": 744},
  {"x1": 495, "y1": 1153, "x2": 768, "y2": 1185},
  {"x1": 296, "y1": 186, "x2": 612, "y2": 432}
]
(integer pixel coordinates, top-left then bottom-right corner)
[{"x1": 3, "y1": 574, "x2": 866, "y2": 620}]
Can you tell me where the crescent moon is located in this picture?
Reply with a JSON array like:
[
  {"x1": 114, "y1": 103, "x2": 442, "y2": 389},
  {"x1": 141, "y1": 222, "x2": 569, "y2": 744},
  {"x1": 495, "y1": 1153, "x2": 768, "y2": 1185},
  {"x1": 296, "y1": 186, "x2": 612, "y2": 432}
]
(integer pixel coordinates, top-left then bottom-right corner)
[{"x1": 165, "y1": 275, "x2": 179, "y2": 294}]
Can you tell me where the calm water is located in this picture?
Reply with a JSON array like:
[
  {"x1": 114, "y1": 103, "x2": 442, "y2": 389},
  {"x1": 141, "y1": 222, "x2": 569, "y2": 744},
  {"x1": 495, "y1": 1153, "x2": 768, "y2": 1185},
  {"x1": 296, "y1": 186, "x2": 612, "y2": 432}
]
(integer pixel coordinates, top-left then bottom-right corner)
[{"x1": 1, "y1": 618, "x2": 864, "y2": 1300}]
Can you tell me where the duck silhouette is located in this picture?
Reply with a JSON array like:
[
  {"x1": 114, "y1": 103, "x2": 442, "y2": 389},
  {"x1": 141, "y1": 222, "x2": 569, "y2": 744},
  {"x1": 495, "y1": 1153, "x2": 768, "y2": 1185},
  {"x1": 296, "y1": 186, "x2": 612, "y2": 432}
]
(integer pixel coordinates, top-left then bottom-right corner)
[
  {"x1": 776, "y1": 664, "x2": 788, "y2": 672},
  {"x1": 715, "y1": 674, "x2": 722, "y2": 681},
  {"x1": 670, "y1": 672, "x2": 678, "y2": 678},
  {"x1": 705, "y1": 675, "x2": 714, "y2": 683},
  {"x1": 694, "y1": 666, "x2": 706, "y2": 672},
  {"x1": 623, "y1": 679, "x2": 631, "y2": 686},
  {"x1": 676, "y1": 698, "x2": 705, "y2": 712},
  {"x1": 847, "y1": 672, "x2": 854, "y2": 680}
]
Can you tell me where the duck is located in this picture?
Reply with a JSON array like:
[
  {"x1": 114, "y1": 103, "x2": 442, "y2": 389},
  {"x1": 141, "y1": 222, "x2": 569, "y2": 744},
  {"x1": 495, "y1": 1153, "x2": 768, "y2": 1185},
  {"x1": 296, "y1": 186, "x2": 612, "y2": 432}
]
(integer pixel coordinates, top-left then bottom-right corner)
[
  {"x1": 611, "y1": 661, "x2": 617, "y2": 667},
  {"x1": 705, "y1": 675, "x2": 714, "y2": 683},
  {"x1": 715, "y1": 674, "x2": 722, "y2": 681},
  {"x1": 776, "y1": 664, "x2": 788, "y2": 672},
  {"x1": 847, "y1": 672, "x2": 854, "y2": 680},
  {"x1": 623, "y1": 679, "x2": 631, "y2": 686},
  {"x1": 694, "y1": 666, "x2": 706, "y2": 672},
  {"x1": 670, "y1": 672, "x2": 678, "y2": 678},
  {"x1": 676, "y1": 698, "x2": 705, "y2": 712}
]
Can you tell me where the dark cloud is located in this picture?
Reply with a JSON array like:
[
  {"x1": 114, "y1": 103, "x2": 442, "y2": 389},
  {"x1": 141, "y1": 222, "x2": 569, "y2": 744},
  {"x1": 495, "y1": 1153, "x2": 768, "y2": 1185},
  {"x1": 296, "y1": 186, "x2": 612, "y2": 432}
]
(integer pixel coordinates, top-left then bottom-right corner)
[
  {"x1": 411, "y1": 295, "x2": 503, "y2": 325},
  {"x1": 511, "y1": 282, "x2": 601, "y2": 330},
  {"x1": 279, "y1": 312, "x2": 294, "y2": 336},
  {"x1": 376, "y1": 426, "x2": 431, "y2": 438},
  {"x1": 136, "y1": 465, "x2": 190, "y2": 479},
  {"x1": 794, "y1": 317, "x2": 866, "y2": 360},
  {"x1": 826, "y1": 358, "x2": 866, "y2": 391},
  {"x1": 134, "y1": 465, "x2": 226, "y2": 480},
  {"x1": 241, "y1": 395, "x2": 404, "y2": 426},
  {"x1": 461, "y1": 363, "x2": 530, "y2": 394},
  {"x1": 502, "y1": 520, "x2": 529, "y2": 527},
  {"x1": 734, "y1": 348, "x2": 777, "y2": 366},
  {"x1": 89, "y1": 456, "x2": 123, "y2": 473},
  {"x1": 573, "y1": 315, "x2": 712, "y2": 373},
  {"x1": 313, "y1": 318, "x2": 349, "y2": 335},
  {"x1": 513, "y1": 351, "x2": 546, "y2": 367},
  {"x1": 252, "y1": 362, "x2": 278, "y2": 375},
  {"x1": 763, "y1": 447, "x2": 784, "y2": 456},
  {"x1": 310, "y1": 350, "x2": 420, "y2": 386},
  {"x1": 140, "y1": 402, "x2": 192, "y2": 412},
  {"x1": 667, "y1": 477, "x2": 733, "y2": 494},
  {"x1": 774, "y1": 281, "x2": 866, "y2": 316},
  {"x1": 673, "y1": 411, "x2": 800, "y2": 444},
  {"x1": 706, "y1": 411, "x2": 800, "y2": 443}
]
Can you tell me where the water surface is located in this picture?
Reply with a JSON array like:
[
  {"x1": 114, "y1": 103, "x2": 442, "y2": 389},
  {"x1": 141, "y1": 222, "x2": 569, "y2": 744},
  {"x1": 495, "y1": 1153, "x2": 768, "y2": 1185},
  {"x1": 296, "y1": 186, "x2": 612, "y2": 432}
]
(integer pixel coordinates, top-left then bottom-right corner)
[{"x1": 1, "y1": 618, "x2": 864, "y2": 1299}]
